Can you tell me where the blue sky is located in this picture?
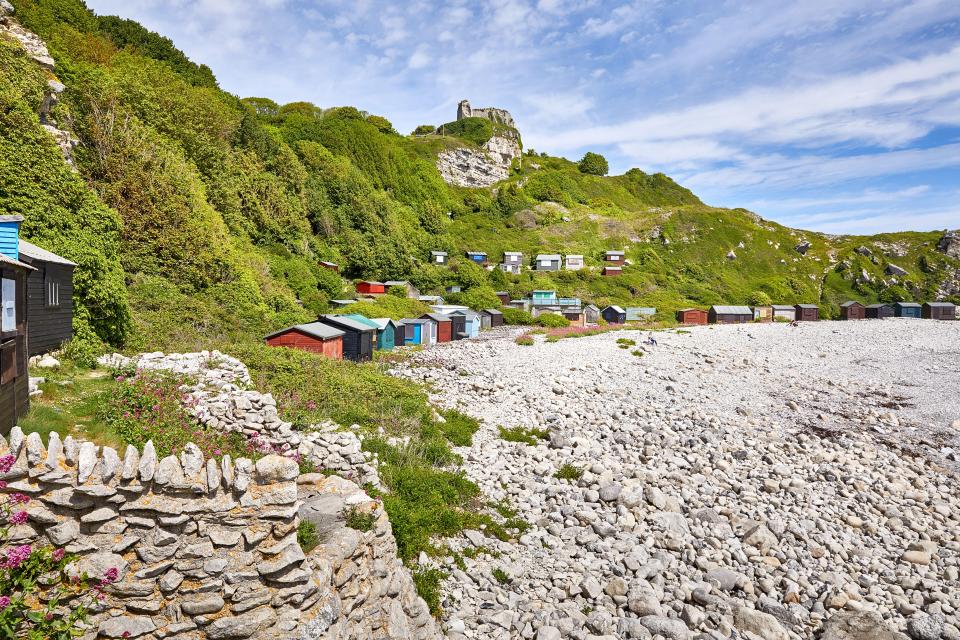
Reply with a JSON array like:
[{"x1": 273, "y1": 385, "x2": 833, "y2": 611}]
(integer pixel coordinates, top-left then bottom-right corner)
[{"x1": 85, "y1": 0, "x2": 960, "y2": 235}]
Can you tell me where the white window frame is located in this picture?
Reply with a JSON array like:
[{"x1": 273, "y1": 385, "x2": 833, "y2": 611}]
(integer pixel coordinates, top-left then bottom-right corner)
[{"x1": 1, "y1": 278, "x2": 15, "y2": 333}]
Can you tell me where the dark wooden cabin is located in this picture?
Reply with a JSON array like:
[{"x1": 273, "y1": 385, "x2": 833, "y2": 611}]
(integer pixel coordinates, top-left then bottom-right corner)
[
  {"x1": 865, "y1": 303, "x2": 894, "y2": 319},
  {"x1": 495, "y1": 291, "x2": 511, "y2": 305},
  {"x1": 317, "y1": 315, "x2": 375, "y2": 361},
  {"x1": 676, "y1": 308, "x2": 708, "y2": 325},
  {"x1": 449, "y1": 313, "x2": 467, "y2": 340},
  {"x1": 265, "y1": 322, "x2": 344, "y2": 359},
  {"x1": 480, "y1": 309, "x2": 504, "y2": 329},
  {"x1": 601, "y1": 267, "x2": 622, "y2": 277},
  {"x1": 421, "y1": 313, "x2": 452, "y2": 343},
  {"x1": 708, "y1": 305, "x2": 753, "y2": 324},
  {"x1": 795, "y1": 304, "x2": 819, "y2": 321},
  {"x1": 601, "y1": 305, "x2": 626, "y2": 324},
  {"x1": 922, "y1": 302, "x2": 956, "y2": 320},
  {"x1": 839, "y1": 301, "x2": 865, "y2": 320},
  {"x1": 604, "y1": 250, "x2": 625, "y2": 266},
  {"x1": 893, "y1": 302, "x2": 921, "y2": 318},
  {"x1": 0, "y1": 216, "x2": 34, "y2": 434},
  {"x1": 18, "y1": 239, "x2": 75, "y2": 356}
]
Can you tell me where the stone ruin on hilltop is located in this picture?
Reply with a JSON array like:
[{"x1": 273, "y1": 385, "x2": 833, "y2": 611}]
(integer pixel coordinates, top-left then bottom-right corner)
[{"x1": 456, "y1": 99, "x2": 516, "y2": 128}]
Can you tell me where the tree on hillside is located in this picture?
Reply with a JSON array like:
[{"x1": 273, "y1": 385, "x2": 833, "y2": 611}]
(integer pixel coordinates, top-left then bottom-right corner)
[
  {"x1": 578, "y1": 152, "x2": 609, "y2": 176},
  {"x1": 412, "y1": 125, "x2": 436, "y2": 135},
  {"x1": 367, "y1": 115, "x2": 397, "y2": 135}
]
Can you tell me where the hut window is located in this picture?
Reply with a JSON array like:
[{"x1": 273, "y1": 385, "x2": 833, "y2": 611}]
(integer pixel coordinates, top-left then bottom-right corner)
[
  {"x1": 1, "y1": 278, "x2": 15, "y2": 332},
  {"x1": 0, "y1": 338, "x2": 17, "y2": 384},
  {"x1": 45, "y1": 276, "x2": 60, "y2": 308}
]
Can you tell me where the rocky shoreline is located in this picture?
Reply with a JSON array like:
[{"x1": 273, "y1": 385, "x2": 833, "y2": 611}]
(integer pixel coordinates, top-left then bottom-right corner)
[{"x1": 394, "y1": 321, "x2": 960, "y2": 640}]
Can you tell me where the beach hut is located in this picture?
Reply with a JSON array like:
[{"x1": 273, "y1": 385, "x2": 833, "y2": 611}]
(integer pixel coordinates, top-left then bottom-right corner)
[
  {"x1": 626, "y1": 307, "x2": 656, "y2": 322},
  {"x1": 318, "y1": 261, "x2": 339, "y2": 272},
  {"x1": 894, "y1": 302, "x2": 921, "y2": 318},
  {"x1": 449, "y1": 313, "x2": 467, "y2": 340},
  {"x1": 418, "y1": 295, "x2": 445, "y2": 306},
  {"x1": 329, "y1": 299, "x2": 357, "y2": 308},
  {"x1": 430, "y1": 251, "x2": 448, "y2": 265},
  {"x1": 752, "y1": 306, "x2": 773, "y2": 322},
  {"x1": 0, "y1": 215, "x2": 34, "y2": 433},
  {"x1": 565, "y1": 255, "x2": 584, "y2": 271},
  {"x1": 584, "y1": 304, "x2": 600, "y2": 325},
  {"x1": 772, "y1": 305, "x2": 796, "y2": 321},
  {"x1": 316, "y1": 315, "x2": 375, "y2": 361},
  {"x1": 451, "y1": 309, "x2": 481, "y2": 338},
  {"x1": 265, "y1": 322, "x2": 344, "y2": 360},
  {"x1": 563, "y1": 308, "x2": 585, "y2": 327},
  {"x1": 355, "y1": 281, "x2": 386, "y2": 296},
  {"x1": 18, "y1": 239, "x2": 76, "y2": 356},
  {"x1": 535, "y1": 254, "x2": 562, "y2": 271},
  {"x1": 480, "y1": 309, "x2": 503, "y2": 329},
  {"x1": 370, "y1": 318, "x2": 399, "y2": 350},
  {"x1": 676, "y1": 308, "x2": 708, "y2": 325},
  {"x1": 501, "y1": 252, "x2": 523, "y2": 274},
  {"x1": 922, "y1": 302, "x2": 956, "y2": 320},
  {"x1": 466, "y1": 251, "x2": 488, "y2": 266},
  {"x1": 795, "y1": 304, "x2": 819, "y2": 321},
  {"x1": 495, "y1": 291, "x2": 511, "y2": 304},
  {"x1": 601, "y1": 305, "x2": 626, "y2": 324},
  {"x1": 602, "y1": 266, "x2": 622, "y2": 277},
  {"x1": 865, "y1": 303, "x2": 894, "y2": 319},
  {"x1": 402, "y1": 318, "x2": 433, "y2": 346},
  {"x1": 421, "y1": 313, "x2": 452, "y2": 343},
  {"x1": 708, "y1": 305, "x2": 753, "y2": 324},
  {"x1": 604, "y1": 250, "x2": 625, "y2": 266},
  {"x1": 840, "y1": 301, "x2": 866, "y2": 320}
]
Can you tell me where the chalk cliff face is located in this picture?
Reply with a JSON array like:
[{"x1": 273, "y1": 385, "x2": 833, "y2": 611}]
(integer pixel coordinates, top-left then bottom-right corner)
[{"x1": 438, "y1": 100, "x2": 522, "y2": 187}]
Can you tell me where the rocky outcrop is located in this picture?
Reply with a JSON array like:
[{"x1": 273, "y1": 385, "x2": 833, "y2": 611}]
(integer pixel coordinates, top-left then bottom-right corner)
[
  {"x1": 937, "y1": 231, "x2": 960, "y2": 259},
  {"x1": 1, "y1": 2, "x2": 78, "y2": 165},
  {"x1": 437, "y1": 147, "x2": 510, "y2": 188},
  {"x1": 885, "y1": 263, "x2": 909, "y2": 276}
]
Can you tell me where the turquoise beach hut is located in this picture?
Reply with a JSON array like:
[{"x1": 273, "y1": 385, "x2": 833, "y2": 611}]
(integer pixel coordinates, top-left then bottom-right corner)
[{"x1": 370, "y1": 318, "x2": 398, "y2": 351}]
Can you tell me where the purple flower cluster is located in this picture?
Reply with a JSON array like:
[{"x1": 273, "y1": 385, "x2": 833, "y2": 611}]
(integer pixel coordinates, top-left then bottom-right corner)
[
  {"x1": 0, "y1": 595, "x2": 9, "y2": 610},
  {"x1": 0, "y1": 454, "x2": 15, "y2": 474},
  {"x1": 3, "y1": 545, "x2": 31, "y2": 569},
  {"x1": 7, "y1": 511, "x2": 28, "y2": 526}
]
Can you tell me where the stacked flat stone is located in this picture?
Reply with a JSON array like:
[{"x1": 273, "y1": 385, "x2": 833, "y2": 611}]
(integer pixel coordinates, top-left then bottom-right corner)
[{"x1": 0, "y1": 426, "x2": 438, "y2": 639}]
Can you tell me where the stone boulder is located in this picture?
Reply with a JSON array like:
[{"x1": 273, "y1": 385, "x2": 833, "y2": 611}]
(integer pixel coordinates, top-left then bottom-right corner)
[
  {"x1": 819, "y1": 610, "x2": 902, "y2": 640},
  {"x1": 937, "y1": 231, "x2": 960, "y2": 259}
]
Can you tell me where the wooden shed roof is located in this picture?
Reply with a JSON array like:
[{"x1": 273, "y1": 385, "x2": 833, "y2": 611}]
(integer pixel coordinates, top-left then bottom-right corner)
[
  {"x1": 536, "y1": 254, "x2": 561, "y2": 261},
  {"x1": 318, "y1": 315, "x2": 377, "y2": 332},
  {"x1": 0, "y1": 253, "x2": 34, "y2": 270},
  {"x1": 796, "y1": 304, "x2": 819, "y2": 309},
  {"x1": 369, "y1": 318, "x2": 399, "y2": 330},
  {"x1": 604, "y1": 305, "x2": 625, "y2": 313},
  {"x1": 771, "y1": 305, "x2": 795, "y2": 311},
  {"x1": 421, "y1": 313, "x2": 451, "y2": 323},
  {"x1": 711, "y1": 305, "x2": 753, "y2": 314},
  {"x1": 866, "y1": 303, "x2": 892, "y2": 309},
  {"x1": 895, "y1": 302, "x2": 921, "y2": 308},
  {"x1": 265, "y1": 322, "x2": 344, "y2": 341},
  {"x1": 925, "y1": 301, "x2": 955, "y2": 307},
  {"x1": 18, "y1": 239, "x2": 76, "y2": 266},
  {"x1": 840, "y1": 301, "x2": 864, "y2": 307},
  {"x1": 481, "y1": 308, "x2": 503, "y2": 316}
]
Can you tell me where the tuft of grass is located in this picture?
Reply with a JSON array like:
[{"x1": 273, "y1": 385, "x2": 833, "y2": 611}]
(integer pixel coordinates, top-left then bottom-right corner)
[
  {"x1": 297, "y1": 520, "x2": 320, "y2": 553},
  {"x1": 515, "y1": 335, "x2": 534, "y2": 346},
  {"x1": 555, "y1": 463, "x2": 583, "y2": 481},
  {"x1": 616, "y1": 338, "x2": 636, "y2": 345},
  {"x1": 343, "y1": 506, "x2": 377, "y2": 532},
  {"x1": 492, "y1": 568, "x2": 510, "y2": 584},
  {"x1": 631, "y1": 349, "x2": 644, "y2": 357},
  {"x1": 438, "y1": 409, "x2": 480, "y2": 447},
  {"x1": 498, "y1": 426, "x2": 549, "y2": 446},
  {"x1": 413, "y1": 568, "x2": 447, "y2": 617}
]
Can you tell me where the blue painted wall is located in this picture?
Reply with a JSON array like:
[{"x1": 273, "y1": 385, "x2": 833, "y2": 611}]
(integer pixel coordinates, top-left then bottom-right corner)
[{"x1": 0, "y1": 221, "x2": 19, "y2": 260}]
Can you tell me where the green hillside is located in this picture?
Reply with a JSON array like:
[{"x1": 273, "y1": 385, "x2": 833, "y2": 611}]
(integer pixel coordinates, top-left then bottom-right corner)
[{"x1": 1, "y1": 0, "x2": 958, "y2": 364}]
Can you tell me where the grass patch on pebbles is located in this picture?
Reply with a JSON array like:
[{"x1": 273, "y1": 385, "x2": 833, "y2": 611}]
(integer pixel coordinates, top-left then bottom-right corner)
[
  {"x1": 555, "y1": 463, "x2": 584, "y2": 481},
  {"x1": 413, "y1": 568, "x2": 447, "y2": 617},
  {"x1": 492, "y1": 568, "x2": 510, "y2": 584},
  {"x1": 498, "y1": 426, "x2": 549, "y2": 445},
  {"x1": 515, "y1": 335, "x2": 535, "y2": 346}
]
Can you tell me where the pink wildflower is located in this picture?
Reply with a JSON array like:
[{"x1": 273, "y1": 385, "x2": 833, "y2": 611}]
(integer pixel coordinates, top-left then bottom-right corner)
[
  {"x1": 8, "y1": 511, "x2": 28, "y2": 526},
  {"x1": 52, "y1": 548, "x2": 65, "y2": 562},
  {"x1": 9, "y1": 493, "x2": 29, "y2": 505},
  {"x1": 0, "y1": 455, "x2": 15, "y2": 474},
  {"x1": 0, "y1": 596, "x2": 9, "y2": 610},
  {"x1": 4, "y1": 545, "x2": 31, "y2": 569},
  {"x1": 0, "y1": 481, "x2": 6, "y2": 490},
  {"x1": 103, "y1": 567, "x2": 119, "y2": 583}
]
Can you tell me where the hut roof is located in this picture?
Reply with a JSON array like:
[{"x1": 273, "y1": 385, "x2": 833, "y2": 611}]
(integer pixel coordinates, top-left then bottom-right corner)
[
  {"x1": 584, "y1": 304, "x2": 600, "y2": 311},
  {"x1": 678, "y1": 307, "x2": 704, "y2": 312},
  {"x1": 450, "y1": 309, "x2": 480, "y2": 319},
  {"x1": 895, "y1": 302, "x2": 921, "y2": 308},
  {"x1": 338, "y1": 314, "x2": 381, "y2": 329},
  {"x1": 318, "y1": 315, "x2": 377, "y2": 332},
  {"x1": 772, "y1": 305, "x2": 795, "y2": 311},
  {"x1": 925, "y1": 301, "x2": 955, "y2": 307},
  {"x1": 605, "y1": 250, "x2": 625, "y2": 256},
  {"x1": 422, "y1": 313, "x2": 451, "y2": 323},
  {"x1": 796, "y1": 304, "x2": 819, "y2": 309},
  {"x1": 604, "y1": 305, "x2": 625, "y2": 314},
  {"x1": 384, "y1": 280, "x2": 409, "y2": 287},
  {"x1": 840, "y1": 301, "x2": 864, "y2": 307},
  {"x1": 503, "y1": 251, "x2": 522, "y2": 256},
  {"x1": 358, "y1": 280, "x2": 385, "y2": 286},
  {"x1": 466, "y1": 251, "x2": 487, "y2": 256},
  {"x1": 711, "y1": 305, "x2": 753, "y2": 314},
  {"x1": 265, "y1": 322, "x2": 344, "y2": 341},
  {"x1": 866, "y1": 303, "x2": 892, "y2": 309},
  {"x1": 566, "y1": 254, "x2": 583, "y2": 259},
  {"x1": 0, "y1": 253, "x2": 34, "y2": 270},
  {"x1": 431, "y1": 251, "x2": 447, "y2": 256},
  {"x1": 536, "y1": 254, "x2": 561, "y2": 261},
  {"x1": 400, "y1": 318, "x2": 431, "y2": 325},
  {"x1": 369, "y1": 318, "x2": 399, "y2": 330},
  {"x1": 481, "y1": 308, "x2": 503, "y2": 316},
  {"x1": 17, "y1": 239, "x2": 76, "y2": 266}
]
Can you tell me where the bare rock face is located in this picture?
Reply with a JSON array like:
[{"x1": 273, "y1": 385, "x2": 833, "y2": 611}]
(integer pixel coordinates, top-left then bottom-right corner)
[
  {"x1": 437, "y1": 147, "x2": 510, "y2": 188},
  {"x1": 938, "y1": 231, "x2": 960, "y2": 259},
  {"x1": 457, "y1": 99, "x2": 515, "y2": 128}
]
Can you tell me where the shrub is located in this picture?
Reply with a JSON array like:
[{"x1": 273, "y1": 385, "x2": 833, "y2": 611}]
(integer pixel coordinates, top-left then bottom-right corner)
[
  {"x1": 343, "y1": 506, "x2": 377, "y2": 532},
  {"x1": 492, "y1": 568, "x2": 510, "y2": 584},
  {"x1": 438, "y1": 410, "x2": 480, "y2": 447},
  {"x1": 577, "y1": 152, "x2": 609, "y2": 176},
  {"x1": 616, "y1": 338, "x2": 636, "y2": 345},
  {"x1": 498, "y1": 426, "x2": 549, "y2": 445},
  {"x1": 413, "y1": 568, "x2": 446, "y2": 617},
  {"x1": 536, "y1": 313, "x2": 569, "y2": 328},
  {"x1": 412, "y1": 125, "x2": 435, "y2": 135},
  {"x1": 749, "y1": 290, "x2": 772, "y2": 306},
  {"x1": 502, "y1": 308, "x2": 535, "y2": 325},
  {"x1": 555, "y1": 463, "x2": 583, "y2": 481},
  {"x1": 297, "y1": 520, "x2": 320, "y2": 553}
]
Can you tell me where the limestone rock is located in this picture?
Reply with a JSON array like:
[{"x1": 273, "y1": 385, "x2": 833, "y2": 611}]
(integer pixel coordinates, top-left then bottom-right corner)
[{"x1": 820, "y1": 610, "x2": 902, "y2": 640}]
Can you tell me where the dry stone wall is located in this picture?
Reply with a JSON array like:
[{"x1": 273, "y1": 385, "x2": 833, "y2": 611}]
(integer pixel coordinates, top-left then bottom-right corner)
[{"x1": 0, "y1": 426, "x2": 438, "y2": 639}]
